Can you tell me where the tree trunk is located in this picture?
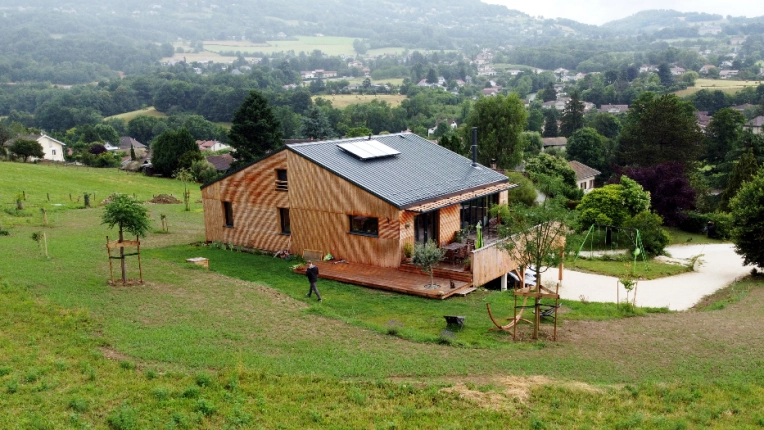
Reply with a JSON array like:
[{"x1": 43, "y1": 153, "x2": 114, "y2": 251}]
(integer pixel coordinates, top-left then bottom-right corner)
[
  {"x1": 534, "y1": 270, "x2": 541, "y2": 340},
  {"x1": 119, "y1": 227, "x2": 126, "y2": 283}
]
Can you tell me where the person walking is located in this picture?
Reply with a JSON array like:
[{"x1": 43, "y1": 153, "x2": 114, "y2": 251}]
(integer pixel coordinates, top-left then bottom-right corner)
[{"x1": 305, "y1": 260, "x2": 322, "y2": 302}]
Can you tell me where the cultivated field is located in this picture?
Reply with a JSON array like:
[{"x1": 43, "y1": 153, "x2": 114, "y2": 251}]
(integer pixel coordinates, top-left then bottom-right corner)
[
  {"x1": 674, "y1": 78, "x2": 764, "y2": 97},
  {"x1": 314, "y1": 94, "x2": 407, "y2": 109},
  {"x1": 2, "y1": 162, "x2": 764, "y2": 428},
  {"x1": 106, "y1": 106, "x2": 167, "y2": 122},
  {"x1": 201, "y1": 37, "x2": 358, "y2": 57}
]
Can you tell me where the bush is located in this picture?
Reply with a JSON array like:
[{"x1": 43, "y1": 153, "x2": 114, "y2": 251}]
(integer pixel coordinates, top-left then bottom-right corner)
[
  {"x1": 190, "y1": 159, "x2": 218, "y2": 183},
  {"x1": 624, "y1": 211, "x2": 670, "y2": 256},
  {"x1": 706, "y1": 212, "x2": 732, "y2": 240},
  {"x1": 107, "y1": 405, "x2": 138, "y2": 430},
  {"x1": 678, "y1": 211, "x2": 732, "y2": 239}
]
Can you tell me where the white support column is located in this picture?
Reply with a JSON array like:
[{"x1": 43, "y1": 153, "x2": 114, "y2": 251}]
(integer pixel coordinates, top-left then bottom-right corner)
[{"x1": 500, "y1": 273, "x2": 507, "y2": 292}]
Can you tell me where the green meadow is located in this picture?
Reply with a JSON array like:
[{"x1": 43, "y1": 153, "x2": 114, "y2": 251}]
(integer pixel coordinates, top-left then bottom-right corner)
[{"x1": 2, "y1": 162, "x2": 764, "y2": 428}]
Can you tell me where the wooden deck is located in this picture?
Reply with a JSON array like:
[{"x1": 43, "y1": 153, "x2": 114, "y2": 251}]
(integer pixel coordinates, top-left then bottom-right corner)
[{"x1": 295, "y1": 261, "x2": 473, "y2": 299}]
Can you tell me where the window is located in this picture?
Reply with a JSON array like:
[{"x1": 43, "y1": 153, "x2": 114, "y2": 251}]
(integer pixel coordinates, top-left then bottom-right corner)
[
  {"x1": 279, "y1": 208, "x2": 290, "y2": 234},
  {"x1": 276, "y1": 169, "x2": 288, "y2": 191},
  {"x1": 349, "y1": 215, "x2": 378, "y2": 237},
  {"x1": 52, "y1": 150, "x2": 56, "y2": 156},
  {"x1": 460, "y1": 193, "x2": 498, "y2": 230},
  {"x1": 223, "y1": 202, "x2": 234, "y2": 227}
]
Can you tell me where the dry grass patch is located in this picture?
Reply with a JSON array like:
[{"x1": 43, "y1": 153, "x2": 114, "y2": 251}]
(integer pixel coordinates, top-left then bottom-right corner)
[
  {"x1": 315, "y1": 94, "x2": 407, "y2": 109},
  {"x1": 674, "y1": 78, "x2": 763, "y2": 96}
]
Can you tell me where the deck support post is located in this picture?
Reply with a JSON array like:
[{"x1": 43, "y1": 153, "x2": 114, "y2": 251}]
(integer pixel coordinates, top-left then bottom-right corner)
[{"x1": 500, "y1": 273, "x2": 507, "y2": 292}]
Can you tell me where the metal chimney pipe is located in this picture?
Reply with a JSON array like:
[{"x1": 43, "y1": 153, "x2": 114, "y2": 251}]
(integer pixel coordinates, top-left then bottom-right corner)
[{"x1": 471, "y1": 127, "x2": 478, "y2": 167}]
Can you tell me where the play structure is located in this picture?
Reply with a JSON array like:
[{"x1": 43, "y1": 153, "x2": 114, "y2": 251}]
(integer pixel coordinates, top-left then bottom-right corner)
[
  {"x1": 487, "y1": 261, "x2": 563, "y2": 341},
  {"x1": 574, "y1": 224, "x2": 648, "y2": 271}
]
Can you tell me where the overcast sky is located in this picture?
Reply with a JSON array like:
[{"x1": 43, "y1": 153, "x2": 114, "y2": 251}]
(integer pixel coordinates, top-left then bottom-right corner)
[{"x1": 483, "y1": 0, "x2": 764, "y2": 25}]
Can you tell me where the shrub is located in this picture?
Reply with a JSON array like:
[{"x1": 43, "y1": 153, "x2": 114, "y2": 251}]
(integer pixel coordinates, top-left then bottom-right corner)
[
  {"x1": 195, "y1": 398, "x2": 216, "y2": 416},
  {"x1": 107, "y1": 405, "x2": 138, "y2": 430},
  {"x1": 624, "y1": 211, "x2": 670, "y2": 256},
  {"x1": 68, "y1": 397, "x2": 89, "y2": 413}
]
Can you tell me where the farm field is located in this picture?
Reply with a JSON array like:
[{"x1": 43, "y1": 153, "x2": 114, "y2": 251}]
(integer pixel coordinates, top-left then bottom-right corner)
[
  {"x1": 200, "y1": 37, "x2": 358, "y2": 57},
  {"x1": 674, "y1": 78, "x2": 764, "y2": 96},
  {"x1": 2, "y1": 162, "x2": 764, "y2": 428},
  {"x1": 314, "y1": 94, "x2": 407, "y2": 109},
  {"x1": 105, "y1": 106, "x2": 167, "y2": 122}
]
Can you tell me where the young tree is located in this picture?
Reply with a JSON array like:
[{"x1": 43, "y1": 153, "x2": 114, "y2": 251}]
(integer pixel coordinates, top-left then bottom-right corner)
[
  {"x1": 426, "y1": 68, "x2": 438, "y2": 84},
  {"x1": 506, "y1": 171, "x2": 538, "y2": 207},
  {"x1": 496, "y1": 194, "x2": 570, "y2": 339},
  {"x1": 151, "y1": 128, "x2": 200, "y2": 176},
  {"x1": 463, "y1": 94, "x2": 527, "y2": 169},
  {"x1": 412, "y1": 240, "x2": 445, "y2": 288},
  {"x1": 566, "y1": 127, "x2": 606, "y2": 172},
  {"x1": 101, "y1": 194, "x2": 151, "y2": 283},
  {"x1": 617, "y1": 92, "x2": 704, "y2": 168},
  {"x1": 577, "y1": 176, "x2": 650, "y2": 229},
  {"x1": 9, "y1": 139, "x2": 44, "y2": 162},
  {"x1": 525, "y1": 153, "x2": 579, "y2": 199},
  {"x1": 559, "y1": 92, "x2": 585, "y2": 137},
  {"x1": 729, "y1": 168, "x2": 764, "y2": 268},
  {"x1": 587, "y1": 112, "x2": 621, "y2": 140},
  {"x1": 228, "y1": 90, "x2": 283, "y2": 165}
]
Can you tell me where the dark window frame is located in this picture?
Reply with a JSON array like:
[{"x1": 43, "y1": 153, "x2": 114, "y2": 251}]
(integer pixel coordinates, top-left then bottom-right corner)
[
  {"x1": 223, "y1": 201, "x2": 234, "y2": 228},
  {"x1": 279, "y1": 208, "x2": 291, "y2": 235},
  {"x1": 348, "y1": 215, "x2": 379, "y2": 237}
]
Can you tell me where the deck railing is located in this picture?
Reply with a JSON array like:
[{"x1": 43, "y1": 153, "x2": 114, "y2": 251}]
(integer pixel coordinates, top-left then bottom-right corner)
[{"x1": 470, "y1": 237, "x2": 517, "y2": 286}]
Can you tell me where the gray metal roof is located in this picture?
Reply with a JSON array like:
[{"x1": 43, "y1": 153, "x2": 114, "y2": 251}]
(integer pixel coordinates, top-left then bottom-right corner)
[{"x1": 287, "y1": 133, "x2": 509, "y2": 209}]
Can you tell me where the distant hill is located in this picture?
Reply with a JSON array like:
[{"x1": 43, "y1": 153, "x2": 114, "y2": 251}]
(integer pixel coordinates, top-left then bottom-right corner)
[{"x1": 602, "y1": 10, "x2": 724, "y2": 34}]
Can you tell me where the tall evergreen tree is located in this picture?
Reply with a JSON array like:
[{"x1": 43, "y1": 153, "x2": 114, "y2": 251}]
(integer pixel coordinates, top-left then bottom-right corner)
[
  {"x1": 542, "y1": 115, "x2": 558, "y2": 137},
  {"x1": 617, "y1": 92, "x2": 703, "y2": 168},
  {"x1": 559, "y1": 92, "x2": 585, "y2": 137},
  {"x1": 151, "y1": 128, "x2": 199, "y2": 176},
  {"x1": 228, "y1": 90, "x2": 283, "y2": 165},
  {"x1": 300, "y1": 106, "x2": 334, "y2": 140},
  {"x1": 704, "y1": 108, "x2": 746, "y2": 166}
]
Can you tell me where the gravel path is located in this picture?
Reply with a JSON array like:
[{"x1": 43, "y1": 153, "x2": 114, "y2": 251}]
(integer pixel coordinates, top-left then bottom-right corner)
[{"x1": 558, "y1": 244, "x2": 752, "y2": 311}]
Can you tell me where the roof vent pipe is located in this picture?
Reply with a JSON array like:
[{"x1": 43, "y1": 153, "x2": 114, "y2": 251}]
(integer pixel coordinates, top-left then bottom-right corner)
[{"x1": 471, "y1": 127, "x2": 478, "y2": 167}]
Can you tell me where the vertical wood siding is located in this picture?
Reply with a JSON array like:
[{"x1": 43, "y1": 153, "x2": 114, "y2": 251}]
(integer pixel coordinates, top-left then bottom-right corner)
[
  {"x1": 499, "y1": 190, "x2": 508, "y2": 205},
  {"x1": 201, "y1": 151, "x2": 290, "y2": 252},
  {"x1": 400, "y1": 211, "x2": 415, "y2": 250},
  {"x1": 287, "y1": 151, "x2": 403, "y2": 268},
  {"x1": 471, "y1": 240, "x2": 518, "y2": 286},
  {"x1": 438, "y1": 204, "x2": 461, "y2": 246}
]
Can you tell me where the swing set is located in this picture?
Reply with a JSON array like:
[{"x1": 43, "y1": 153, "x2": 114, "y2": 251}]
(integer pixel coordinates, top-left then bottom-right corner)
[{"x1": 574, "y1": 224, "x2": 648, "y2": 273}]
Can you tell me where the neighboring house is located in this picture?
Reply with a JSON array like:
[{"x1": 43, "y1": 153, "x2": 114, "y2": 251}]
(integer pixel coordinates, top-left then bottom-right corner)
[
  {"x1": 201, "y1": 133, "x2": 518, "y2": 288},
  {"x1": 699, "y1": 64, "x2": 716, "y2": 74},
  {"x1": 599, "y1": 104, "x2": 629, "y2": 114},
  {"x1": 106, "y1": 137, "x2": 147, "y2": 153},
  {"x1": 197, "y1": 140, "x2": 231, "y2": 152},
  {"x1": 745, "y1": 116, "x2": 764, "y2": 135},
  {"x1": 541, "y1": 137, "x2": 567, "y2": 152},
  {"x1": 639, "y1": 65, "x2": 657, "y2": 73},
  {"x1": 719, "y1": 70, "x2": 739, "y2": 79},
  {"x1": 569, "y1": 160, "x2": 600, "y2": 194},
  {"x1": 206, "y1": 154, "x2": 234, "y2": 172},
  {"x1": 4, "y1": 134, "x2": 66, "y2": 162},
  {"x1": 670, "y1": 67, "x2": 686, "y2": 76},
  {"x1": 696, "y1": 111, "x2": 712, "y2": 129},
  {"x1": 427, "y1": 119, "x2": 458, "y2": 136},
  {"x1": 731, "y1": 104, "x2": 754, "y2": 113},
  {"x1": 481, "y1": 86, "x2": 502, "y2": 96}
]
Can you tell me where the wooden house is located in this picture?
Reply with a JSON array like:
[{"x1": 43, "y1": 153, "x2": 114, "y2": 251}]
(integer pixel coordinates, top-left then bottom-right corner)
[{"x1": 201, "y1": 133, "x2": 521, "y2": 294}]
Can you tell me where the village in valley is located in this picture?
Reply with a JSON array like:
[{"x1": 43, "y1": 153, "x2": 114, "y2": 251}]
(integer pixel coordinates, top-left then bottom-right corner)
[{"x1": 2, "y1": 1, "x2": 764, "y2": 428}]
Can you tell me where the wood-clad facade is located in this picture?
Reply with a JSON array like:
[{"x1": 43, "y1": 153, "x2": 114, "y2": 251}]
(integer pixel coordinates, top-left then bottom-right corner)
[
  {"x1": 201, "y1": 149, "x2": 291, "y2": 252},
  {"x1": 202, "y1": 137, "x2": 518, "y2": 292}
]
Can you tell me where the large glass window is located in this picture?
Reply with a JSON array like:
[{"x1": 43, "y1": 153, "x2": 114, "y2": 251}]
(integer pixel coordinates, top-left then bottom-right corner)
[
  {"x1": 460, "y1": 193, "x2": 499, "y2": 230},
  {"x1": 279, "y1": 208, "x2": 290, "y2": 234},
  {"x1": 223, "y1": 202, "x2": 234, "y2": 227},
  {"x1": 349, "y1": 215, "x2": 378, "y2": 237},
  {"x1": 414, "y1": 211, "x2": 439, "y2": 244}
]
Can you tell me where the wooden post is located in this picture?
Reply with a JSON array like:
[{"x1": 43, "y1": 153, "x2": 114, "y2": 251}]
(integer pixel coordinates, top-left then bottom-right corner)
[
  {"x1": 69, "y1": 193, "x2": 72, "y2": 202},
  {"x1": 106, "y1": 236, "x2": 114, "y2": 284},
  {"x1": 47, "y1": 193, "x2": 50, "y2": 202},
  {"x1": 136, "y1": 236, "x2": 143, "y2": 283},
  {"x1": 513, "y1": 292, "x2": 517, "y2": 341},
  {"x1": 41, "y1": 208, "x2": 48, "y2": 226},
  {"x1": 43, "y1": 232, "x2": 48, "y2": 259}
]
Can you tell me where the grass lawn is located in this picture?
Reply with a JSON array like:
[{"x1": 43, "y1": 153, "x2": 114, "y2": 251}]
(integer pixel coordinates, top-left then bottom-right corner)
[
  {"x1": 674, "y1": 78, "x2": 763, "y2": 97},
  {"x1": 105, "y1": 106, "x2": 167, "y2": 122},
  {"x1": 3, "y1": 161, "x2": 764, "y2": 428},
  {"x1": 313, "y1": 94, "x2": 407, "y2": 109}
]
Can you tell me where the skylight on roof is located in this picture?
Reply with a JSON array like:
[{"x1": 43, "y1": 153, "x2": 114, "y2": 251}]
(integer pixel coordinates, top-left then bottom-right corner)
[{"x1": 336, "y1": 140, "x2": 401, "y2": 160}]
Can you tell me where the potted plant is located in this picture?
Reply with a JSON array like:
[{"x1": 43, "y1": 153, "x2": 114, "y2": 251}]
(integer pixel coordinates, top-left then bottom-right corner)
[{"x1": 402, "y1": 241, "x2": 414, "y2": 262}]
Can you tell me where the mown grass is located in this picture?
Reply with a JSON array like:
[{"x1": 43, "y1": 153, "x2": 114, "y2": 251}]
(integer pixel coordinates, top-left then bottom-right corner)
[
  {"x1": 694, "y1": 274, "x2": 763, "y2": 311},
  {"x1": 3, "y1": 161, "x2": 764, "y2": 427},
  {"x1": 665, "y1": 227, "x2": 725, "y2": 245},
  {"x1": 566, "y1": 255, "x2": 691, "y2": 280}
]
